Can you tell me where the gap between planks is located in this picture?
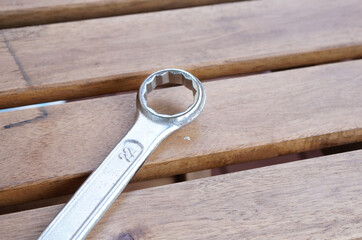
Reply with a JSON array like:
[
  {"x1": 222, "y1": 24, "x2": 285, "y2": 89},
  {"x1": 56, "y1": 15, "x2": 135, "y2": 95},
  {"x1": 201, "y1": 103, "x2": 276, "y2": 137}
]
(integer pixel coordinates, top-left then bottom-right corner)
[
  {"x1": 1, "y1": 0, "x2": 362, "y2": 108},
  {"x1": 0, "y1": 60, "x2": 362, "y2": 208},
  {"x1": 0, "y1": 177, "x2": 177, "y2": 215},
  {"x1": 0, "y1": 149, "x2": 362, "y2": 239}
]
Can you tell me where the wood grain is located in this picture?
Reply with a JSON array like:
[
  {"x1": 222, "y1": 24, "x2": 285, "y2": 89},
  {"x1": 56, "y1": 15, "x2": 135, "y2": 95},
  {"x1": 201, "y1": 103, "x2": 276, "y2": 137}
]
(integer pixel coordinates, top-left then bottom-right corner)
[
  {"x1": 1, "y1": 150, "x2": 362, "y2": 239},
  {"x1": 0, "y1": 0, "x2": 240, "y2": 29},
  {"x1": 1, "y1": 0, "x2": 362, "y2": 108},
  {"x1": 1, "y1": 60, "x2": 362, "y2": 208}
]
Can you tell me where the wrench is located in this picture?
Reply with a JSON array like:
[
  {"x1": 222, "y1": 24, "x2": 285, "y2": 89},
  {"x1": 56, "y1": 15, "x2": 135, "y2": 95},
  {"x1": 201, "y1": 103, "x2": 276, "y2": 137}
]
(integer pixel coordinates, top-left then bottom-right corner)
[{"x1": 39, "y1": 69, "x2": 206, "y2": 240}]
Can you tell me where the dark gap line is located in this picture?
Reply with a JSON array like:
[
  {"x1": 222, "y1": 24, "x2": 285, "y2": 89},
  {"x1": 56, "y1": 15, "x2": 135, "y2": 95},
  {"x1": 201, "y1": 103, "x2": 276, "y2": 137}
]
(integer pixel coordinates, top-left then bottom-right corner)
[
  {"x1": 2, "y1": 141, "x2": 361, "y2": 215},
  {"x1": 211, "y1": 141, "x2": 362, "y2": 176},
  {"x1": 269, "y1": 58, "x2": 362, "y2": 74},
  {"x1": 3, "y1": 107, "x2": 48, "y2": 129},
  {"x1": 1, "y1": 32, "x2": 33, "y2": 86}
]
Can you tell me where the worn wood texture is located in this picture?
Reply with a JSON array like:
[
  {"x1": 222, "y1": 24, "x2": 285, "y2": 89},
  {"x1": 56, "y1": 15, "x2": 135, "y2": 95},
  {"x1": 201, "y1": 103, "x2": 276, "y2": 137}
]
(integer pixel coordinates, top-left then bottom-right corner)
[
  {"x1": 1, "y1": 60, "x2": 362, "y2": 208},
  {"x1": 1, "y1": 150, "x2": 362, "y2": 239},
  {"x1": 1, "y1": 0, "x2": 362, "y2": 109},
  {"x1": 0, "y1": 0, "x2": 240, "y2": 29}
]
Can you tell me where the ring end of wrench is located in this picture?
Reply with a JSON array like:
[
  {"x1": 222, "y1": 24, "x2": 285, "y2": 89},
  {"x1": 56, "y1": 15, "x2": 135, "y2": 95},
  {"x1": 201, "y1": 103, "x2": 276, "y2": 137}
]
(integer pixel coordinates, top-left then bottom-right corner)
[{"x1": 138, "y1": 69, "x2": 206, "y2": 127}]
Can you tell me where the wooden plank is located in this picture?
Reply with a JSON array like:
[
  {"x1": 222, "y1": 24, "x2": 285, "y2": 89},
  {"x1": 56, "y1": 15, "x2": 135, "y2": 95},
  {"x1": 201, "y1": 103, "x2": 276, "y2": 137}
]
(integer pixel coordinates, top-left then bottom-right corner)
[
  {"x1": 1, "y1": 150, "x2": 362, "y2": 239},
  {"x1": 0, "y1": 0, "x2": 240, "y2": 29},
  {"x1": 1, "y1": 0, "x2": 362, "y2": 109},
  {"x1": 1, "y1": 60, "x2": 362, "y2": 208}
]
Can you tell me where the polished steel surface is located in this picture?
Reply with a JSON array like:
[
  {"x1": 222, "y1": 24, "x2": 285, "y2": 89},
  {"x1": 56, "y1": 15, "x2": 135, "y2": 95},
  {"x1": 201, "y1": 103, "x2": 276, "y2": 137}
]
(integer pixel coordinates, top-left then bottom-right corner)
[{"x1": 39, "y1": 69, "x2": 206, "y2": 240}]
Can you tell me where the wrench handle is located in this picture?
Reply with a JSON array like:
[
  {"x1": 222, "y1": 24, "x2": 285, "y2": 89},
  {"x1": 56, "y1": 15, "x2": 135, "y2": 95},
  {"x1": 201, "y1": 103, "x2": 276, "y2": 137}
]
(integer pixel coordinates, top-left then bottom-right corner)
[
  {"x1": 39, "y1": 113, "x2": 177, "y2": 240},
  {"x1": 39, "y1": 69, "x2": 206, "y2": 240}
]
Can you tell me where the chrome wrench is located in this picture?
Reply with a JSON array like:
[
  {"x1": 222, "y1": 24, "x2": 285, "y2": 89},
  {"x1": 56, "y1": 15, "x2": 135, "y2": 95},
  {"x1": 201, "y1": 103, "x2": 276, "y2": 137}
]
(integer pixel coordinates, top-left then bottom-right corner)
[{"x1": 39, "y1": 69, "x2": 206, "y2": 240}]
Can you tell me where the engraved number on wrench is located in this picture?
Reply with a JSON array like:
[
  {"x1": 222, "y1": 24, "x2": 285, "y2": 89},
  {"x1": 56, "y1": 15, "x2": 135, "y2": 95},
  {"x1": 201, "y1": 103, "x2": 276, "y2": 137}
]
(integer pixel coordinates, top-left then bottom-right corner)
[{"x1": 118, "y1": 140, "x2": 143, "y2": 163}]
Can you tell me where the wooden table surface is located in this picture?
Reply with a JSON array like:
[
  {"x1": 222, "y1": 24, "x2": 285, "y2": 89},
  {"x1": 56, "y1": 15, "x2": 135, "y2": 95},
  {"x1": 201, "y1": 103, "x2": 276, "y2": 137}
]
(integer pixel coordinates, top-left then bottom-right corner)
[{"x1": 0, "y1": 0, "x2": 361, "y2": 239}]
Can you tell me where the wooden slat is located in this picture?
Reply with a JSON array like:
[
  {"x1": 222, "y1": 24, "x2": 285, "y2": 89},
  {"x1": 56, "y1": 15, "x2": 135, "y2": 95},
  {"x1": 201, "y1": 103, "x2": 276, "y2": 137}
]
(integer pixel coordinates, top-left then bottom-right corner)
[
  {"x1": 1, "y1": 150, "x2": 362, "y2": 239},
  {"x1": 0, "y1": 0, "x2": 240, "y2": 29},
  {"x1": 1, "y1": 60, "x2": 362, "y2": 208},
  {"x1": 1, "y1": 0, "x2": 362, "y2": 109}
]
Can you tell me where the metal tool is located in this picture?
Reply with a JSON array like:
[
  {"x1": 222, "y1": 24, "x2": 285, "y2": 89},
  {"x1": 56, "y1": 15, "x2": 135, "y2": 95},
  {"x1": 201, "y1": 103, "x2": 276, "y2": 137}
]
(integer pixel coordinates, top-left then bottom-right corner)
[{"x1": 39, "y1": 69, "x2": 206, "y2": 240}]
